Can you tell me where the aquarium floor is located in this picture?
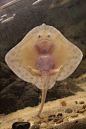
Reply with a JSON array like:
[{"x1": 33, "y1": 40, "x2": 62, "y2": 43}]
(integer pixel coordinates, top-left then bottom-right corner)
[{"x1": 0, "y1": 74, "x2": 86, "y2": 129}]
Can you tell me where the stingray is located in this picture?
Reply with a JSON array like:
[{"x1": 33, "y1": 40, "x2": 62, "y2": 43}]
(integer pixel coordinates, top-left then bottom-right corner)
[{"x1": 5, "y1": 23, "x2": 83, "y2": 116}]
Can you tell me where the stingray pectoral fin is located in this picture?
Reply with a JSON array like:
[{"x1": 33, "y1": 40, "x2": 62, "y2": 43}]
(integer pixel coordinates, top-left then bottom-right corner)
[
  {"x1": 50, "y1": 66, "x2": 63, "y2": 75},
  {"x1": 37, "y1": 87, "x2": 48, "y2": 116},
  {"x1": 28, "y1": 66, "x2": 41, "y2": 75}
]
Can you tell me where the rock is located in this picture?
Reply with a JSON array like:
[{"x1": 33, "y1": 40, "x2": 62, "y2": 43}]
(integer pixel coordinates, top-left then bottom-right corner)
[
  {"x1": 40, "y1": 122, "x2": 48, "y2": 128},
  {"x1": 54, "y1": 115, "x2": 63, "y2": 122},
  {"x1": 12, "y1": 122, "x2": 30, "y2": 129},
  {"x1": 79, "y1": 109, "x2": 85, "y2": 113},
  {"x1": 82, "y1": 104, "x2": 86, "y2": 109},
  {"x1": 48, "y1": 118, "x2": 53, "y2": 122},
  {"x1": 0, "y1": 80, "x2": 39, "y2": 114},
  {"x1": 75, "y1": 101, "x2": 78, "y2": 104},
  {"x1": 19, "y1": 85, "x2": 39, "y2": 107},
  {"x1": 71, "y1": 113, "x2": 78, "y2": 118},
  {"x1": 48, "y1": 115, "x2": 56, "y2": 118},
  {"x1": 30, "y1": 124, "x2": 40, "y2": 129},
  {"x1": 48, "y1": 114, "x2": 56, "y2": 122},
  {"x1": 65, "y1": 108, "x2": 73, "y2": 113},
  {"x1": 0, "y1": 80, "x2": 26, "y2": 114},
  {"x1": 0, "y1": 62, "x2": 17, "y2": 91},
  {"x1": 0, "y1": 94, "x2": 18, "y2": 114},
  {"x1": 79, "y1": 101, "x2": 84, "y2": 104},
  {"x1": 57, "y1": 113, "x2": 62, "y2": 117},
  {"x1": 56, "y1": 119, "x2": 63, "y2": 124},
  {"x1": 54, "y1": 118, "x2": 60, "y2": 122}
]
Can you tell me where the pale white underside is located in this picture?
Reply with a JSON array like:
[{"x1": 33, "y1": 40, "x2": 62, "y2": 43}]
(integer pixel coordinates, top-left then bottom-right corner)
[{"x1": 5, "y1": 24, "x2": 83, "y2": 89}]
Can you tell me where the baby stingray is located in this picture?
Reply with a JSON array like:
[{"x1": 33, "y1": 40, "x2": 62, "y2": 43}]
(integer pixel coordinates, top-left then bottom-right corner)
[{"x1": 5, "y1": 23, "x2": 83, "y2": 116}]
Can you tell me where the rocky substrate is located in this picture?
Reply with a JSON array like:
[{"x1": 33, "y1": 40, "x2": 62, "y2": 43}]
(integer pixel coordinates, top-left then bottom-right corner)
[{"x1": 0, "y1": 73, "x2": 86, "y2": 129}]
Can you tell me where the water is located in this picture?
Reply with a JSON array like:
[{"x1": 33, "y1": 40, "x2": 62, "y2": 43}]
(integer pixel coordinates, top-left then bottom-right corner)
[{"x1": 0, "y1": 0, "x2": 86, "y2": 128}]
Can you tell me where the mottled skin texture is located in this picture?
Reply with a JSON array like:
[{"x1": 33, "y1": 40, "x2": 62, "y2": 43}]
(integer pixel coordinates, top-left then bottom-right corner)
[{"x1": 28, "y1": 38, "x2": 63, "y2": 116}]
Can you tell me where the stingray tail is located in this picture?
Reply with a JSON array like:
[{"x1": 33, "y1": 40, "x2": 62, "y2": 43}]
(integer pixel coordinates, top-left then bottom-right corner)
[
  {"x1": 37, "y1": 71, "x2": 49, "y2": 116},
  {"x1": 37, "y1": 87, "x2": 48, "y2": 116}
]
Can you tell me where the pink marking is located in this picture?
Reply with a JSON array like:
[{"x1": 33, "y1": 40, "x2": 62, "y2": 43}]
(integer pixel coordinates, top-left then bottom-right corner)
[
  {"x1": 35, "y1": 42, "x2": 54, "y2": 54},
  {"x1": 35, "y1": 54, "x2": 55, "y2": 71},
  {"x1": 35, "y1": 41, "x2": 55, "y2": 71}
]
